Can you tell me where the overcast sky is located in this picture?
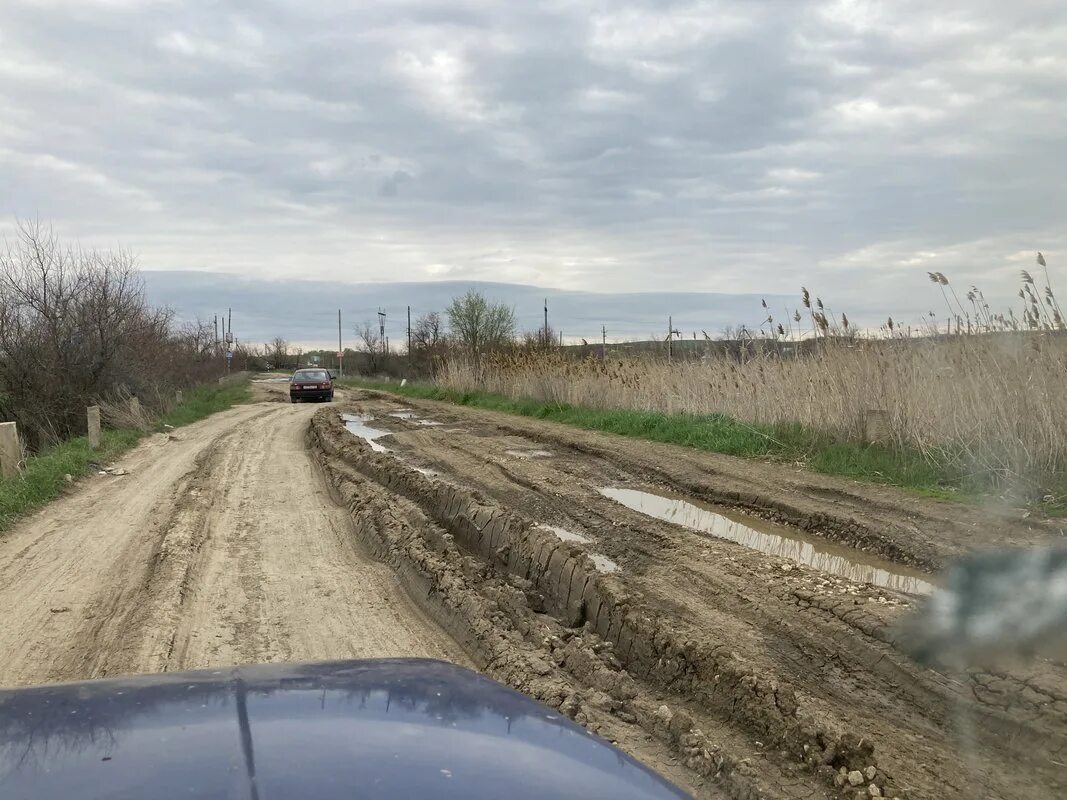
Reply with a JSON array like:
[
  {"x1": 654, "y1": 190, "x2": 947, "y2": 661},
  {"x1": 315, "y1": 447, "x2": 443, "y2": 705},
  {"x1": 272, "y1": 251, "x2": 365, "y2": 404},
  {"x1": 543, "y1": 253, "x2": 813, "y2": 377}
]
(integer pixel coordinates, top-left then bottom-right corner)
[{"x1": 1, "y1": 0, "x2": 1064, "y2": 324}]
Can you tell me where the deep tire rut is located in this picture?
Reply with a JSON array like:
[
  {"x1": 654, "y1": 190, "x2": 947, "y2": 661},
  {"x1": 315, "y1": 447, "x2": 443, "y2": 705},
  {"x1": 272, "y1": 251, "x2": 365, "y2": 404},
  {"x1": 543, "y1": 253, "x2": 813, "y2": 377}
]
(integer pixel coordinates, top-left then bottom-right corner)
[{"x1": 311, "y1": 392, "x2": 1067, "y2": 800}]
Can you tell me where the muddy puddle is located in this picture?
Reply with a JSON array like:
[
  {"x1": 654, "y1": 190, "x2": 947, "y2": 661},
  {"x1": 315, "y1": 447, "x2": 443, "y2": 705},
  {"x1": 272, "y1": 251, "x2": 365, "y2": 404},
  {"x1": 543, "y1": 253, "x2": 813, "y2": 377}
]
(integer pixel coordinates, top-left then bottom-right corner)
[
  {"x1": 600, "y1": 486, "x2": 934, "y2": 595},
  {"x1": 388, "y1": 410, "x2": 444, "y2": 426},
  {"x1": 537, "y1": 525, "x2": 618, "y2": 573},
  {"x1": 505, "y1": 449, "x2": 553, "y2": 459},
  {"x1": 340, "y1": 414, "x2": 393, "y2": 453},
  {"x1": 589, "y1": 553, "x2": 620, "y2": 573},
  {"x1": 538, "y1": 524, "x2": 590, "y2": 543}
]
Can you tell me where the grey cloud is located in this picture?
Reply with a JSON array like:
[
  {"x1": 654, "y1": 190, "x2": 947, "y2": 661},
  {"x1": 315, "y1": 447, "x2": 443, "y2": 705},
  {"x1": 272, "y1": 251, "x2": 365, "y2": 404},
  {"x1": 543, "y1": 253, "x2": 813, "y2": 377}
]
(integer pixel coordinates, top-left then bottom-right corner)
[
  {"x1": 0, "y1": 0, "x2": 1064, "y2": 325},
  {"x1": 378, "y1": 170, "x2": 412, "y2": 197}
]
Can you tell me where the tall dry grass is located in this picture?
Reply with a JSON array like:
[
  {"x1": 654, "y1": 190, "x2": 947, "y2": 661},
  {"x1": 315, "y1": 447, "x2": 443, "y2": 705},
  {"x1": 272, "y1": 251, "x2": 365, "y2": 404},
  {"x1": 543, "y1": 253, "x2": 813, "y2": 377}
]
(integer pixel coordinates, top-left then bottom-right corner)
[{"x1": 440, "y1": 333, "x2": 1067, "y2": 499}]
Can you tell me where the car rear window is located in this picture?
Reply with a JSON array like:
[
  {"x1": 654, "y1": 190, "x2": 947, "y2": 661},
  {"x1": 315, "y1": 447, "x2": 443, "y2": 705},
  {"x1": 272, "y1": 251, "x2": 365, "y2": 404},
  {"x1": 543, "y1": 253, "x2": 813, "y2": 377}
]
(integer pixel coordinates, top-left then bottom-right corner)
[{"x1": 294, "y1": 370, "x2": 328, "y2": 381}]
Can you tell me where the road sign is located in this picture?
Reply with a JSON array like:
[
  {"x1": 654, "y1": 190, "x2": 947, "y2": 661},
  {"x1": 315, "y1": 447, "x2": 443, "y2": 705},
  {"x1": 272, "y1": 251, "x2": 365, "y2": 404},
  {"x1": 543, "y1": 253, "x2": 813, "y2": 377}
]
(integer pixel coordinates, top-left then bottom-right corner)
[{"x1": 225, "y1": 351, "x2": 233, "y2": 361}]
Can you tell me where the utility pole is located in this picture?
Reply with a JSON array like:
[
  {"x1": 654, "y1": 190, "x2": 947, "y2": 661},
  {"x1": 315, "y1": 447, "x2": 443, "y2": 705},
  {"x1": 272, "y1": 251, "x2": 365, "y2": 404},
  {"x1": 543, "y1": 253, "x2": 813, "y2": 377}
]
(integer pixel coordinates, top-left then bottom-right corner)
[
  {"x1": 378, "y1": 308, "x2": 387, "y2": 357},
  {"x1": 337, "y1": 309, "x2": 343, "y2": 377},
  {"x1": 667, "y1": 316, "x2": 681, "y2": 362},
  {"x1": 224, "y1": 308, "x2": 234, "y2": 373},
  {"x1": 559, "y1": 331, "x2": 563, "y2": 347},
  {"x1": 601, "y1": 324, "x2": 607, "y2": 360},
  {"x1": 543, "y1": 298, "x2": 549, "y2": 349},
  {"x1": 214, "y1": 315, "x2": 219, "y2": 355}
]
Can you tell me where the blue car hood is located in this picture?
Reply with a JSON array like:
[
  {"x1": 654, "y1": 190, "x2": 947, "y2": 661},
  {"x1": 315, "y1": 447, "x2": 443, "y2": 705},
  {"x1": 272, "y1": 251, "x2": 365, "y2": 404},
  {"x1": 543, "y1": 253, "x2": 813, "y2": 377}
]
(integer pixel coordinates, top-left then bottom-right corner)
[{"x1": 0, "y1": 658, "x2": 687, "y2": 799}]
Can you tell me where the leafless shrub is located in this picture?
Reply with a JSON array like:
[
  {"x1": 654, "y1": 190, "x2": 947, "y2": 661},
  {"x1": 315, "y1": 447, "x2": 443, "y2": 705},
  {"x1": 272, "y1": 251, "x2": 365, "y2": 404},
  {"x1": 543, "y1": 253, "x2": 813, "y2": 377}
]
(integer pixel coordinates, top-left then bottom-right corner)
[{"x1": 0, "y1": 220, "x2": 224, "y2": 449}]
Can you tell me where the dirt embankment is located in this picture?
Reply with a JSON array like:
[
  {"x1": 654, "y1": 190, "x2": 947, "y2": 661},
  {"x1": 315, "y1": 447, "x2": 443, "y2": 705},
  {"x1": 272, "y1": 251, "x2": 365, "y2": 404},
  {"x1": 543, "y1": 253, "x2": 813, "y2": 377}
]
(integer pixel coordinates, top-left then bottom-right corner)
[{"x1": 310, "y1": 391, "x2": 1067, "y2": 800}]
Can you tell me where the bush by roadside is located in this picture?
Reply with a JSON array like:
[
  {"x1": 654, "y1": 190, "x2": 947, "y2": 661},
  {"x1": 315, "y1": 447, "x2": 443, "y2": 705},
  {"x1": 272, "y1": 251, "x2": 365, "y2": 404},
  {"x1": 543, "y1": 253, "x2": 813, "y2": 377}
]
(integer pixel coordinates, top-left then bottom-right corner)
[{"x1": 0, "y1": 220, "x2": 227, "y2": 452}]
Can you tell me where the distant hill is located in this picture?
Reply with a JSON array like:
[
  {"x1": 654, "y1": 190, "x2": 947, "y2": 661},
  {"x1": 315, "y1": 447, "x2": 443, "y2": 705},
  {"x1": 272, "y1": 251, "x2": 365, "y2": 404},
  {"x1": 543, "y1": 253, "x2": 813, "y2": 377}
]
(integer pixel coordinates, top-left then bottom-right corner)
[{"x1": 142, "y1": 271, "x2": 791, "y2": 348}]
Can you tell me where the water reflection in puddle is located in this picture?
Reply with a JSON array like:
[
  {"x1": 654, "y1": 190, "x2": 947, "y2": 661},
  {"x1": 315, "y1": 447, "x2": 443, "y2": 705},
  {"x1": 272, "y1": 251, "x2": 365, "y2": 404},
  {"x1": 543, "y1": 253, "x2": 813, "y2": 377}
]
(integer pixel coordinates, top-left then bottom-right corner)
[
  {"x1": 537, "y1": 525, "x2": 617, "y2": 573},
  {"x1": 590, "y1": 554, "x2": 619, "y2": 573},
  {"x1": 505, "y1": 449, "x2": 553, "y2": 459},
  {"x1": 538, "y1": 524, "x2": 590, "y2": 544},
  {"x1": 340, "y1": 414, "x2": 392, "y2": 453},
  {"x1": 412, "y1": 466, "x2": 439, "y2": 477},
  {"x1": 389, "y1": 411, "x2": 444, "y2": 427},
  {"x1": 599, "y1": 487, "x2": 933, "y2": 595}
]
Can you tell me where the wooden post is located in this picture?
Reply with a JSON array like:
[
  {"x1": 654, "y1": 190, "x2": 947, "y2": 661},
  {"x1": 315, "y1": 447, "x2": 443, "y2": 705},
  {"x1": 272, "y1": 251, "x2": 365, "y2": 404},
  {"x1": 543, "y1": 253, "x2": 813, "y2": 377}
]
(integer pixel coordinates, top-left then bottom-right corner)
[
  {"x1": 0, "y1": 421, "x2": 20, "y2": 478},
  {"x1": 87, "y1": 406, "x2": 101, "y2": 450},
  {"x1": 864, "y1": 409, "x2": 890, "y2": 444}
]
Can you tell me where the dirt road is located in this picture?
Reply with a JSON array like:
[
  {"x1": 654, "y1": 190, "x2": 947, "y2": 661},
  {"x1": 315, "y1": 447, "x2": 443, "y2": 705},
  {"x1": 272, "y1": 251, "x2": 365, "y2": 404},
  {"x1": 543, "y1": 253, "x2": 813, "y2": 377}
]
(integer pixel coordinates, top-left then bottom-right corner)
[
  {"x1": 2, "y1": 380, "x2": 1064, "y2": 799},
  {"x1": 0, "y1": 384, "x2": 466, "y2": 689},
  {"x1": 308, "y1": 390, "x2": 1067, "y2": 800}
]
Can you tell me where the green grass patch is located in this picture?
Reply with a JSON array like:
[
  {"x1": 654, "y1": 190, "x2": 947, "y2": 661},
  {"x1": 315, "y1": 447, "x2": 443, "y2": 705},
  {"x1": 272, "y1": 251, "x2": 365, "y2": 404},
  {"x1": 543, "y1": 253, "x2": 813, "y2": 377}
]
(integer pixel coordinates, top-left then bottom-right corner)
[
  {"x1": 157, "y1": 380, "x2": 251, "y2": 429},
  {"x1": 339, "y1": 378, "x2": 979, "y2": 502},
  {"x1": 0, "y1": 428, "x2": 141, "y2": 532},
  {"x1": 1, "y1": 377, "x2": 253, "y2": 533}
]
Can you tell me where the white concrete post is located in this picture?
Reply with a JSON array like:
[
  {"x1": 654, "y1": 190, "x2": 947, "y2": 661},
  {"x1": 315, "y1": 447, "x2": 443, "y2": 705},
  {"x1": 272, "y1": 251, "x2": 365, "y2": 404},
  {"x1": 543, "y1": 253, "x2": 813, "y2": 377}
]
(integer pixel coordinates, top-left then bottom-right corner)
[
  {"x1": 87, "y1": 405, "x2": 101, "y2": 450},
  {"x1": 0, "y1": 421, "x2": 20, "y2": 478}
]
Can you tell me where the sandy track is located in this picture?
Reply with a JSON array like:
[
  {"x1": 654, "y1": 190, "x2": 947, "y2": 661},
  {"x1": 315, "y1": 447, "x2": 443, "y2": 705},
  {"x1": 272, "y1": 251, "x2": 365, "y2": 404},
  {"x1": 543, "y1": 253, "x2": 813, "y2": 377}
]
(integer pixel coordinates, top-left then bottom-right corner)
[{"x1": 0, "y1": 393, "x2": 466, "y2": 689}]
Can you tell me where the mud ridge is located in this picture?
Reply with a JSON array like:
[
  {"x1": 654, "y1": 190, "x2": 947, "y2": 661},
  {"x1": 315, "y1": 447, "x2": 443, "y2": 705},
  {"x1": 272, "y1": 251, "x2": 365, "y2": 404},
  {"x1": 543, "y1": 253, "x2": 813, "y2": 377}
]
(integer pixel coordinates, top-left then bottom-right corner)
[
  {"x1": 310, "y1": 409, "x2": 908, "y2": 800},
  {"x1": 355, "y1": 389, "x2": 949, "y2": 571}
]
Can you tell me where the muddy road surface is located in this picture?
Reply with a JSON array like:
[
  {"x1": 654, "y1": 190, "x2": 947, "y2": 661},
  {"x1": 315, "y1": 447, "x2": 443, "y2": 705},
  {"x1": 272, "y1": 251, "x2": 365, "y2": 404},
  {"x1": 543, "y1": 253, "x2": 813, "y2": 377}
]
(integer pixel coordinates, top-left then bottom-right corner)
[
  {"x1": 306, "y1": 389, "x2": 1066, "y2": 800},
  {"x1": 0, "y1": 383, "x2": 467, "y2": 689},
  {"x1": 2, "y1": 379, "x2": 1064, "y2": 799}
]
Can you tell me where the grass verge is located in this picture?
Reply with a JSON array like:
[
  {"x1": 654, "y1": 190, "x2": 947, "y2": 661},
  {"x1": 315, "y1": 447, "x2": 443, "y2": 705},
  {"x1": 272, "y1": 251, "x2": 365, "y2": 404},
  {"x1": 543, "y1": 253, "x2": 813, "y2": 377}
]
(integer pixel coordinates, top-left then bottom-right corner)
[
  {"x1": 340, "y1": 378, "x2": 981, "y2": 503},
  {"x1": 0, "y1": 377, "x2": 252, "y2": 533},
  {"x1": 0, "y1": 429, "x2": 141, "y2": 531},
  {"x1": 157, "y1": 380, "x2": 252, "y2": 429}
]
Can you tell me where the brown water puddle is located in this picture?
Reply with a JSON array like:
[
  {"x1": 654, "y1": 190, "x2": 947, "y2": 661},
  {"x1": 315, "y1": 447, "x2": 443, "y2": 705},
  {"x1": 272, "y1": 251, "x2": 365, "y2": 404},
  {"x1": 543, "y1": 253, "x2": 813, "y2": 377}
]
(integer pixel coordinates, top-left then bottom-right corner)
[
  {"x1": 599, "y1": 486, "x2": 934, "y2": 595},
  {"x1": 340, "y1": 413, "x2": 392, "y2": 453}
]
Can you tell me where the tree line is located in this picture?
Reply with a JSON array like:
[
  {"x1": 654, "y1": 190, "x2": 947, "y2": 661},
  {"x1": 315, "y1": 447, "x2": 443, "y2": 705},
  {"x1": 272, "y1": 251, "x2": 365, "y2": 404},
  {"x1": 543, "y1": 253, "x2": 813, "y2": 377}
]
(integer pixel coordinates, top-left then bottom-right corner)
[
  {"x1": 0, "y1": 221, "x2": 226, "y2": 451},
  {"x1": 264, "y1": 290, "x2": 560, "y2": 378}
]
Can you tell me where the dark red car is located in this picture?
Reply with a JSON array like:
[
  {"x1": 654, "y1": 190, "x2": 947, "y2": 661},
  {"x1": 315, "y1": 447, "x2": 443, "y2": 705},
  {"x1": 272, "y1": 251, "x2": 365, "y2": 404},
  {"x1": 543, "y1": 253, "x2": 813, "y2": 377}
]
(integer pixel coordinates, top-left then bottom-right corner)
[{"x1": 289, "y1": 368, "x2": 334, "y2": 403}]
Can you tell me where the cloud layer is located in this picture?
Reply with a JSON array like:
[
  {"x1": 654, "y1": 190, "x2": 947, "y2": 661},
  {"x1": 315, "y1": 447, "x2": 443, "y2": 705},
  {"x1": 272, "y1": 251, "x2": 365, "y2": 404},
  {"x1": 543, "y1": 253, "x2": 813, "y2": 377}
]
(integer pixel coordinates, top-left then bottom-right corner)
[{"x1": 1, "y1": 0, "x2": 1064, "y2": 324}]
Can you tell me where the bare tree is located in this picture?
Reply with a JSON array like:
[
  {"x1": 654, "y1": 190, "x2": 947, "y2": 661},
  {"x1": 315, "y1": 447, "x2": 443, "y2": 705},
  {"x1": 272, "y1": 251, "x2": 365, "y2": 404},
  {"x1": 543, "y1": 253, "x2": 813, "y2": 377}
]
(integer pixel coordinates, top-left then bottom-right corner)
[
  {"x1": 0, "y1": 219, "x2": 224, "y2": 448},
  {"x1": 409, "y1": 311, "x2": 448, "y2": 374},
  {"x1": 354, "y1": 321, "x2": 384, "y2": 373},
  {"x1": 446, "y1": 291, "x2": 515, "y2": 364},
  {"x1": 521, "y1": 324, "x2": 555, "y2": 350},
  {"x1": 266, "y1": 336, "x2": 289, "y2": 369}
]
